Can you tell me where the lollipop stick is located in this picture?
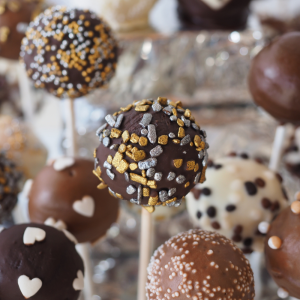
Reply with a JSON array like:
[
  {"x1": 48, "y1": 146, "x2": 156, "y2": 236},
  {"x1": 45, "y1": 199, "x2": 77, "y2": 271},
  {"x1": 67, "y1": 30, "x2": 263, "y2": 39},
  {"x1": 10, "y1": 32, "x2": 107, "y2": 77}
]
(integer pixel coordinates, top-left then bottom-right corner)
[
  {"x1": 65, "y1": 98, "x2": 77, "y2": 156},
  {"x1": 269, "y1": 125, "x2": 287, "y2": 172},
  {"x1": 137, "y1": 208, "x2": 154, "y2": 300}
]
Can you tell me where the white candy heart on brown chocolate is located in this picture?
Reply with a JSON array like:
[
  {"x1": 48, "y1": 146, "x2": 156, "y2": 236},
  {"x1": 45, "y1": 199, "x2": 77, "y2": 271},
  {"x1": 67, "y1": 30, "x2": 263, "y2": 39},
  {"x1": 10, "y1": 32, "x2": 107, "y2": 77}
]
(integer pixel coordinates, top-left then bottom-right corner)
[
  {"x1": 23, "y1": 227, "x2": 46, "y2": 245},
  {"x1": 18, "y1": 275, "x2": 42, "y2": 298},
  {"x1": 72, "y1": 196, "x2": 95, "y2": 218}
]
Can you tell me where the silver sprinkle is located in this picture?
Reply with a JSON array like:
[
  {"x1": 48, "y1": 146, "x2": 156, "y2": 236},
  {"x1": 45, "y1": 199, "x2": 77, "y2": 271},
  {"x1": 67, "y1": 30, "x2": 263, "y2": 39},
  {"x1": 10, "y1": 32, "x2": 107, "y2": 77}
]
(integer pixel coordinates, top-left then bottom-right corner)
[
  {"x1": 183, "y1": 151, "x2": 187, "y2": 154},
  {"x1": 170, "y1": 115, "x2": 177, "y2": 121},
  {"x1": 205, "y1": 143, "x2": 209, "y2": 149},
  {"x1": 110, "y1": 144, "x2": 119, "y2": 151},
  {"x1": 150, "y1": 145, "x2": 163, "y2": 157},
  {"x1": 137, "y1": 185, "x2": 142, "y2": 204},
  {"x1": 138, "y1": 158, "x2": 157, "y2": 170},
  {"x1": 103, "y1": 129, "x2": 111, "y2": 137},
  {"x1": 103, "y1": 161, "x2": 112, "y2": 169},
  {"x1": 108, "y1": 187, "x2": 117, "y2": 198},
  {"x1": 167, "y1": 172, "x2": 176, "y2": 181},
  {"x1": 152, "y1": 102, "x2": 162, "y2": 112},
  {"x1": 167, "y1": 99, "x2": 172, "y2": 104},
  {"x1": 194, "y1": 172, "x2": 201, "y2": 184},
  {"x1": 146, "y1": 168, "x2": 155, "y2": 177},
  {"x1": 141, "y1": 129, "x2": 148, "y2": 136},
  {"x1": 168, "y1": 188, "x2": 176, "y2": 197},
  {"x1": 163, "y1": 106, "x2": 172, "y2": 116},
  {"x1": 177, "y1": 108, "x2": 185, "y2": 113},
  {"x1": 94, "y1": 158, "x2": 99, "y2": 170},
  {"x1": 192, "y1": 123, "x2": 199, "y2": 130},
  {"x1": 181, "y1": 116, "x2": 190, "y2": 127},
  {"x1": 114, "y1": 114, "x2": 124, "y2": 128},
  {"x1": 169, "y1": 133, "x2": 175, "y2": 138},
  {"x1": 154, "y1": 172, "x2": 162, "y2": 181},
  {"x1": 105, "y1": 114, "x2": 116, "y2": 127},
  {"x1": 198, "y1": 150, "x2": 204, "y2": 159},
  {"x1": 176, "y1": 175, "x2": 186, "y2": 184},
  {"x1": 124, "y1": 172, "x2": 130, "y2": 182},
  {"x1": 96, "y1": 123, "x2": 107, "y2": 136},
  {"x1": 126, "y1": 185, "x2": 136, "y2": 195},
  {"x1": 174, "y1": 199, "x2": 182, "y2": 207},
  {"x1": 203, "y1": 151, "x2": 209, "y2": 166},
  {"x1": 99, "y1": 134, "x2": 103, "y2": 143},
  {"x1": 130, "y1": 199, "x2": 138, "y2": 205},
  {"x1": 139, "y1": 113, "x2": 152, "y2": 128},
  {"x1": 148, "y1": 124, "x2": 157, "y2": 144},
  {"x1": 103, "y1": 137, "x2": 110, "y2": 147},
  {"x1": 159, "y1": 190, "x2": 168, "y2": 202},
  {"x1": 106, "y1": 169, "x2": 115, "y2": 180},
  {"x1": 180, "y1": 134, "x2": 191, "y2": 146},
  {"x1": 202, "y1": 130, "x2": 207, "y2": 138}
]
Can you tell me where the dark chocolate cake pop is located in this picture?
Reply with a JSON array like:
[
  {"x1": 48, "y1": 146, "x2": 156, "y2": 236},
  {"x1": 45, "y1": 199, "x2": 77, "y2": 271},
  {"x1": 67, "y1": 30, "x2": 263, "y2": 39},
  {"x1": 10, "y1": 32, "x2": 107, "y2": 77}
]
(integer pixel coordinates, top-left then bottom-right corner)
[
  {"x1": 94, "y1": 98, "x2": 209, "y2": 211},
  {"x1": 20, "y1": 6, "x2": 118, "y2": 99},
  {"x1": 146, "y1": 229, "x2": 255, "y2": 300},
  {"x1": 177, "y1": 0, "x2": 252, "y2": 30},
  {"x1": 248, "y1": 32, "x2": 300, "y2": 125},
  {"x1": 0, "y1": 152, "x2": 22, "y2": 220},
  {"x1": 0, "y1": 223, "x2": 84, "y2": 300},
  {"x1": 28, "y1": 157, "x2": 119, "y2": 243}
]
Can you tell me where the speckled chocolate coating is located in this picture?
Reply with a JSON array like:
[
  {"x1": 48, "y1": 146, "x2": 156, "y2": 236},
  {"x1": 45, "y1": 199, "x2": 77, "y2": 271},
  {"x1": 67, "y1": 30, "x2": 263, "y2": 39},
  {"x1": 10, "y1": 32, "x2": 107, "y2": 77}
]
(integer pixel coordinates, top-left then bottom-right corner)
[
  {"x1": 146, "y1": 229, "x2": 255, "y2": 300},
  {"x1": 0, "y1": 223, "x2": 84, "y2": 300},
  {"x1": 177, "y1": 0, "x2": 252, "y2": 30},
  {"x1": 28, "y1": 158, "x2": 119, "y2": 244},
  {"x1": 20, "y1": 6, "x2": 118, "y2": 99},
  {"x1": 94, "y1": 98, "x2": 209, "y2": 208},
  {"x1": 248, "y1": 32, "x2": 300, "y2": 125},
  {"x1": 265, "y1": 205, "x2": 300, "y2": 298}
]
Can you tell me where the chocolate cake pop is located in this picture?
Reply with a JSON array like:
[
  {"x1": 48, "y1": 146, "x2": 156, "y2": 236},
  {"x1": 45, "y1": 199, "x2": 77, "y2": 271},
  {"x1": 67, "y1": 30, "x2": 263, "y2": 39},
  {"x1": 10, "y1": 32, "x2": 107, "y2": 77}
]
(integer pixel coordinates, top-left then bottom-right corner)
[
  {"x1": 264, "y1": 193, "x2": 300, "y2": 299},
  {"x1": 94, "y1": 98, "x2": 209, "y2": 211},
  {"x1": 20, "y1": 6, "x2": 118, "y2": 99},
  {"x1": 0, "y1": 152, "x2": 22, "y2": 220},
  {"x1": 0, "y1": 223, "x2": 84, "y2": 300},
  {"x1": 27, "y1": 157, "x2": 119, "y2": 243},
  {"x1": 248, "y1": 32, "x2": 300, "y2": 125},
  {"x1": 146, "y1": 229, "x2": 255, "y2": 300},
  {"x1": 177, "y1": 0, "x2": 252, "y2": 30},
  {"x1": 186, "y1": 154, "x2": 289, "y2": 253}
]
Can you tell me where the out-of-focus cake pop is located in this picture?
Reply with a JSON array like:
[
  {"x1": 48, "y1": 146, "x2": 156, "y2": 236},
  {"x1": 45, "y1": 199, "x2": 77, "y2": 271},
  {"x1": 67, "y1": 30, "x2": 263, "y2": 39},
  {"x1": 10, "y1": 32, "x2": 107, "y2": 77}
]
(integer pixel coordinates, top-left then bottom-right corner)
[
  {"x1": 0, "y1": 115, "x2": 47, "y2": 181},
  {"x1": 0, "y1": 223, "x2": 84, "y2": 300},
  {"x1": 248, "y1": 32, "x2": 300, "y2": 125},
  {"x1": 94, "y1": 97, "x2": 209, "y2": 211},
  {"x1": 264, "y1": 192, "x2": 300, "y2": 299},
  {"x1": 186, "y1": 154, "x2": 289, "y2": 253},
  {"x1": 20, "y1": 6, "x2": 118, "y2": 99},
  {"x1": 177, "y1": 0, "x2": 252, "y2": 30},
  {"x1": 146, "y1": 229, "x2": 255, "y2": 300},
  {"x1": 27, "y1": 157, "x2": 119, "y2": 243}
]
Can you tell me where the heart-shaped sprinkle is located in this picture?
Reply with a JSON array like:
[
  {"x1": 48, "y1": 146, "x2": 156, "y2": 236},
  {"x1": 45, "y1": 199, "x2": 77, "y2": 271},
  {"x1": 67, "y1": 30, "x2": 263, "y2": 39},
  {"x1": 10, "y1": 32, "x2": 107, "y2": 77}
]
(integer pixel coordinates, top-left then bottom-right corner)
[
  {"x1": 23, "y1": 227, "x2": 46, "y2": 246},
  {"x1": 73, "y1": 270, "x2": 84, "y2": 291},
  {"x1": 53, "y1": 157, "x2": 75, "y2": 171},
  {"x1": 18, "y1": 275, "x2": 42, "y2": 298},
  {"x1": 72, "y1": 196, "x2": 95, "y2": 217},
  {"x1": 44, "y1": 218, "x2": 67, "y2": 230},
  {"x1": 63, "y1": 229, "x2": 78, "y2": 244},
  {"x1": 23, "y1": 179, "x2": 33, "y2": 198}
]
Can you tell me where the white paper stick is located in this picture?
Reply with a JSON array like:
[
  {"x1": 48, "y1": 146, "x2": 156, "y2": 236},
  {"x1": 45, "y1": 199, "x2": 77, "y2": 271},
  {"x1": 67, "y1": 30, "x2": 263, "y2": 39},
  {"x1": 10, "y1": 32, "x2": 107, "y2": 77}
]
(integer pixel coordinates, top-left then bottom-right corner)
[
  {"x1": 246, "y1": 252, "x2": 263, "y2": 300},
  {"x1": 65, "y1": 98, "x2": 77, "y2": 157}
]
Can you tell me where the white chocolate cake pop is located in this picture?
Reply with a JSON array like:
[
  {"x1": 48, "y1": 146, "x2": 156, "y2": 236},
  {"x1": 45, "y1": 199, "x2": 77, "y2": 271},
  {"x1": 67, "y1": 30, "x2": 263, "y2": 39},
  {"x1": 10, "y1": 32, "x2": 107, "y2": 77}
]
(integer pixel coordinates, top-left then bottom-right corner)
[{"x1": 186, "y1": 153, "x2": 289, "y2": 253}]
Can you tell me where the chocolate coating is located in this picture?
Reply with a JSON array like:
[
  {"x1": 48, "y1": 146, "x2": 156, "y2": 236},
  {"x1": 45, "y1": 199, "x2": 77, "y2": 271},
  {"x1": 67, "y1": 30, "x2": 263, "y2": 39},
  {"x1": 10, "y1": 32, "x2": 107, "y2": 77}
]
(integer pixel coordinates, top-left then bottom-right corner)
[
  {"x1": 248, "y1": 32, "x2": 300, "y2": 125},
  {"x1": 177, "y1": 0, "x2": 252, "y2": 30},
  {"x1": 95, "y1": 98, "x2": 209, "y2": 208},
  {"x1": 28, "y1": 157, "x2": 119, "y2": 243},
  {"x1": 146, "y1": 229, "x2": 255, "y2": 300},
  {"x1": 20, "y1": 6, "x2": 118, "y2": 99},
  {"x1": 265, "y1": 205, "x2": 300, "y2": 298},
  {"x1": 0, "y1": 223, "x2": 84, "y2": 300}
]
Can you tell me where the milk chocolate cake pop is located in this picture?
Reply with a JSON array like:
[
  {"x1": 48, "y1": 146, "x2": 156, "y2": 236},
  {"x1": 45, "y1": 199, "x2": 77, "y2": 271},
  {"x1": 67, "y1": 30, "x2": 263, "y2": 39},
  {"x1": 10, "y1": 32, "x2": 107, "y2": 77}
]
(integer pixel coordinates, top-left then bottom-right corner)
[
  {"x1": 20, "y1": 6, "x2": 118, "y2": 99},
  {"x1": 264, "y1": 192, "x2": 300, "y2": 299},
  {"x1": 146, "y1": 229, "x2": 255, "y2": 300},
  {"x1": 177, "y1": 0, "x2": 252, "y2": 30},
  {"x1": 248, "y1": 32, "x2": 300, "y2": 125},
  {"x1": 27, "y1": 157, "x2": 119, "y2": 243},
  {"x1": 94, "y1": 97, "x2": 209, "y2": 211},
  {"x1": 186, "y1": 154, "x2": 289, "y2": 253},
  {"x1": 0, "y1": 223, "x2": 84, "y2": 300}
]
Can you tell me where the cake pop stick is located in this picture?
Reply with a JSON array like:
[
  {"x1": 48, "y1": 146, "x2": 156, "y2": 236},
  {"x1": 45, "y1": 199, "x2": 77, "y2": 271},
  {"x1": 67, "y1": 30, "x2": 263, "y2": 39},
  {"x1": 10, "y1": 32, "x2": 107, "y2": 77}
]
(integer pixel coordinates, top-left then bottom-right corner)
[{"x1": 65, "y1": 99, "x2": 77, "y2": 157}]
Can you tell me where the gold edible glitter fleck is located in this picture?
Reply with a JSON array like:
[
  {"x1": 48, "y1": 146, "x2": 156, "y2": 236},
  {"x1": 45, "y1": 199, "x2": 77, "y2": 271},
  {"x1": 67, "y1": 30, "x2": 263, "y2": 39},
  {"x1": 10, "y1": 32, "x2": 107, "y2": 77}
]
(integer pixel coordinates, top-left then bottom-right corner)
[
  {"x1": 129, "y1": 163, "x2": 138, "y2": 170},
  {"x1": 107, "y1": 155, "x2": 113, "y2": 164},
  {"x1": 110, "y1": 128, "x2": 122, "y2": 138},
  {"x1": 194, "y1": 135, "x2": 202, "y2": 147},
  {"x1": 173, "y1": 159, "x2": 183, "y2": 168},
  {"x1": 93, "y1": 148, "x2": 97, "y2": 158},
  {"x1": 130, "y1": 133, "x2": 140, "y2": 143},
  {"x1": 172, "y1": 108, "x2": 177, "y2": 117},
  {"x1": 122, "y1": 130, "x2": 130, "y2": 143},
  {"x1": 109, "y1": 190, "x2": 116, "y2": 198},
  {"x1": 184, "y1": 109, "x2": 192, "y2": 118},
  {"x1": 178, "y1": 127, "x2": 185, "y2": 138},
  {"x1": 186, "y1": 161, "x2": 195, "y2": 171},
  {"x1": 176, "y1": 101, "x2": 182, "y2": 108},
  {"x1": 177, "y1": 119, "x2": 184, "y2": 127},
  {"x1": 157, "y1": 97, "x2": 167, "y2": 105},
  {"x1": 0, "y1": 27, "x2": 10, "y2": 43},
  {"x1": 118, "y1": 144, "x2": 127, "y2": 153},
  {"x1": 190, "y1": 142, "x2": 194, "y2": 147},
  {"x1": 168, "y1": 101, "x2": 176, "y2": 107},
  {"x1": 130, "y1": 173, "x2": 148, "y2": 185},
  {"x1": 147, "y1": 180, "x2": 157, "y2": 189},
  {"x1": 200, "y1": 166, "x2": 207, "y2": 183},
  {"x1": 112, "y1": 152, "x2": 123, "y2": 168},
  {"x1": 132, "y1": 147, "x2": 138, "y2": 153},
  {"x1": 97, "y1": 182, "x2": 107, "y2": 189},
  {"x1": 165, "y1": 197, "x2": 177, "y2": 204},
  {"x1": 115, "y1": 193, "x2": 123, "y2": 199},
  {"x1": 120, "y1": 104, "x2": 133, "y2": 112},
  {"x1": 184, "y1": 182, "x2": 190, "y2": 188},
  {"x1": 113, "y1": 112, "x2": 118, "y2": 117},
  {"x1": 158, "y1": 135, "x2": 168, "y2": 145},
  {"x1": 143, "y1": 188, "x2": 150, "y2": 197},
  {"x1": 173, "y1": 139, "x2": 180, "y2": 144},
  {"x1": 127, "y1": 145, "x2": 133, "y2": 151},
  {"x1": 142, "y1": 170, "x2": 146, "y2": 178},
  {"x1": 139, "y1": 136, "x2": 148, "y2": 147},
  {"x1": 144, "y1": 206, "x2": 155, "y2": 213},
  {"x1": 135, "y1": 105, "x2": 149, "y2": 112},
  {"x1": 126, "y1": 151, "x2": 134, "y2": 160},
  {"x1": 133, "y1": 150, "x2": 146, "y2": 162},
  {"x1": 148, "y1": 195, "x2": 158, "y2": 206},
  {"x1": 93, "y1": 166, "x2": 102, "y2": 180},
  {"x1": 194, "y1": 163, "x2": 199, "y2": 172},
  {"x1": 116, "y1": 159, "x2": 129, "y2": 174}
]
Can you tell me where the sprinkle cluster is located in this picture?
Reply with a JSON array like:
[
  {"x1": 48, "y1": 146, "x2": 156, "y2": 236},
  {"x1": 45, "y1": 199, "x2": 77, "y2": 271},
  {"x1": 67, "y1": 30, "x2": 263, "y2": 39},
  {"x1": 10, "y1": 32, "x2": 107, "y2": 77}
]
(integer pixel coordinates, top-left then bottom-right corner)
[
  {"x1": 146, "y1": 229, "x2": 255, "y2": 300},
  {"x1": 20, "y1": 6, "x2": 118, "y2": 99}
]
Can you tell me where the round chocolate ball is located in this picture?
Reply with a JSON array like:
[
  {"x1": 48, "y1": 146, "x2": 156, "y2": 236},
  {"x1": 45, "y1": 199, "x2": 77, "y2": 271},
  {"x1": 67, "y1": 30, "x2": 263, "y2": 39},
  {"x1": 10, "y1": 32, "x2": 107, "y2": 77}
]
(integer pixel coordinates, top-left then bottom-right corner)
[
  {"x1": 20, "y1": 6, "x2": 118, "y2": 99},
  {"x1": 177, "y1": 0, "x2": 252, "y2": 30},
  {"x1": 28, "y1": 157, "x2": 119, "y2": 244},
  {"x1": 264, "y1": 196, "x2": 300, "y2": 299},
  {"x1": 94, "y1": 98, "x2": 209, "y2": 209},
  {"x1": 0, "y1": 223, "x2": 84, "y2": 300},
  {"x1": 186, "y1": 155, "x2": 289, "y2": 253},
  {"x1": 248, "y1": 32, "x2": 300, "y2": 125},
  {"x1": 0, "y1": 152, "x2": 22, "y2": 220},
  {"x1": 146, "y1": 229, "x2": 255, "y2": 300}
]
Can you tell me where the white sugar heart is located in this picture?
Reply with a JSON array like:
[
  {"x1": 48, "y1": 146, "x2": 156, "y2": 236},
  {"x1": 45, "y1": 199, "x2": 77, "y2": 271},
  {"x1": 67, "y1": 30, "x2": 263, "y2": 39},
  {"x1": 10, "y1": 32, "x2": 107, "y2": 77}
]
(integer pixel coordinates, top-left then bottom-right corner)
[
  {"x1": 18, "y1": 275, "x2": 42, "y2": 298},
  {"x1": 200, "y1": 0, "x2": 231, "y2": 10},
  {"x1": 73, "y1": 270, "x2": 84, "y2": 291},
  {"x1": 44, "y1": 217, "x2": 67, "y2": 230},
  {"x1": 72, "y1": 196, "x2": 95, "y2": 217},
  {"x1": 23, "y1": 227, "x2": 46, "y2": 245},
  {"x1": 53, "y1": 157, "x2": 75, "y2": 171}
]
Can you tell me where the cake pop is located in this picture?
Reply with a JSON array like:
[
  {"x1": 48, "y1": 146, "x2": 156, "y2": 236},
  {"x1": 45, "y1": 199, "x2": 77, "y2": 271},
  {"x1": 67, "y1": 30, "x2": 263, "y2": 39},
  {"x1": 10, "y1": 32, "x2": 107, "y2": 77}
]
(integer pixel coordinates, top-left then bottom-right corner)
[
  {"x1": 94, "y1": 97, "x2": 209, "y2": 211},
  {"x1": 186, "y1": 154, "x2": 289, "y2": 253},
  {"x1": 0, "y1": 152, "x2": 22, "y2": 220},
  {"x1": 146, "y1": 229, "x2": 255, "y2": 300},
  {"x1": 248, "y1": 32, "x2": 300, "y2": 125},
  {"x1": 0, "y1": 223, "x2": 84, "y2": 300},
  {"x1": 20, "y1": 5, "x2": 118, "y2": 99},
  {"x1": 27, "y1": 157, "x2": 119, "y2": 243},
  {"x1": 264, "y1": 192, "x2": 300, "y2": 299}
]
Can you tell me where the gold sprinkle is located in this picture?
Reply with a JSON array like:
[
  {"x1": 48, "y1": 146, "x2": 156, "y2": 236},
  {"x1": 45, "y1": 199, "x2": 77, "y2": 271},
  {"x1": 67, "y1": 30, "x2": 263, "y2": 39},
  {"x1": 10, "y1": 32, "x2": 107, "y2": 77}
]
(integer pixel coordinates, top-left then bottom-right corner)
[
  {"x1": 116, "y1": 159, "x2": 129, "y2": 174},
  {"x1": 133, "y1": 150, "x2": 146, "y2": 162},
  {"x1": 173, "y1": 139, "x2": 180, "y2": 144},
  {"x1": 112, "y1": 152, "x2": 123, "y2": 168},
  {"x1": 135, "y1": 105, "x2": 149, "y2": 112},
  {"x1": 122, "y1": 130, "x2": 130, "y2": 143},
  {"x1": 93, "y1": 148, "x2": 97, "y2": 158},
  {"x1": 157, "y1": 97, "x2": 167, "y2": 105},
  {"x1": 184, "y1": 109, "x2": 192, "y2": 118},
  {"x1": 120, "y1": 104, "x2": 133, "y2": 112},
  {"x1": 130, "y1": 133, "x2": 140, "y2": 143},
  {"x1": 165, "y1": 197, "x2": 177, "y2": 204},
  {"x1": 131, "y1": 147, "x2": 138, "y2": 153},
  {"x1": 0, "y1": 26, "x2": 10, "y2": 42},
  {"x1": 148, "y1": 196, "x2": 158, "y2": 206},
  {"x1": 107, "y1": 155, "x2": 113, "y2": 164},
  {"x1": 177, "y1": 119, "x2": 184, "y2": 127},
  {"x1": 127, "y1": 145, "x2": 133, "y2": 151},
  {"x1": 178, "y1": 127, "x2": 185, "y2": 138},
  {"x1": 200, "y1": 166, "x2": 207, "y2": 183},
  {"x1": 126, "y1": 151, "x2": 134, "y2": 160},
  {"x1": 93, "y1": 166, "x2": 102, "y2": 179},
  {"x1": 139, "y1": 136, "x2": 148, "y2": 147},
  {"x1": 97, "y1": 182, "x2": 107, "y2": 189},
  {"x1": 110, "y1": 128, "x2": 122, "y2": 138},
  {"x1": 142, "y1": 170, "x2": 146, "y2": 178},
  {"x1": 168, "y1": 101, "x2": 176, "y2": 107},
  {"x1": 109, "y1": 190, "x2": 116, "y2": 198},
  {"x1": 190, "y1": 142, "x2": 194, "y2": 147},
  {"x1": 172, "y1": 108, "x2": 177, "y2": 117},
  {"x1": 130, "y1": 173, "x2": 147, "y2": 185},
  {"x1": 147, "y1": 180, "x2": 157, "y2": 189},
  {"x1": 158, "y1": 135, "x2": 168, "y2": 145},
  {"x1": 143, "y1": 188, "x2": 150, "y2": 197},
  {"x1": 194, "y1": 163, "x2": 199, "y2": 172},
  {"x1": 187, "y1": 161, "x2": 195, "y2": 171},
  {"x1": 173, "y1": 159, "x2": 183, "y2": 168},
  {"x1": 176, "y1": 101, "x2": 183, "y2": 108},
  {"x1": 118, "y1": 144, "x2": 127, "y2": 153},
  {"x1": 194, "y1": 135, "x2": 202, "y2": 148},
  {"x1": 190, "y1": 115, "x2": 196, "y2": 122},
  {"x1": 116, "y1": 193, "x2": 123, "y2": 199},
  {"x1": 129, "y1": 163, "x2": 138, "y2": 170},
  {"x1": 144, "y1": 206, "x2": 155, "y2": 213},
  {"x1": 184, "y1": 182, "x2": 190, "y2": 188}
]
